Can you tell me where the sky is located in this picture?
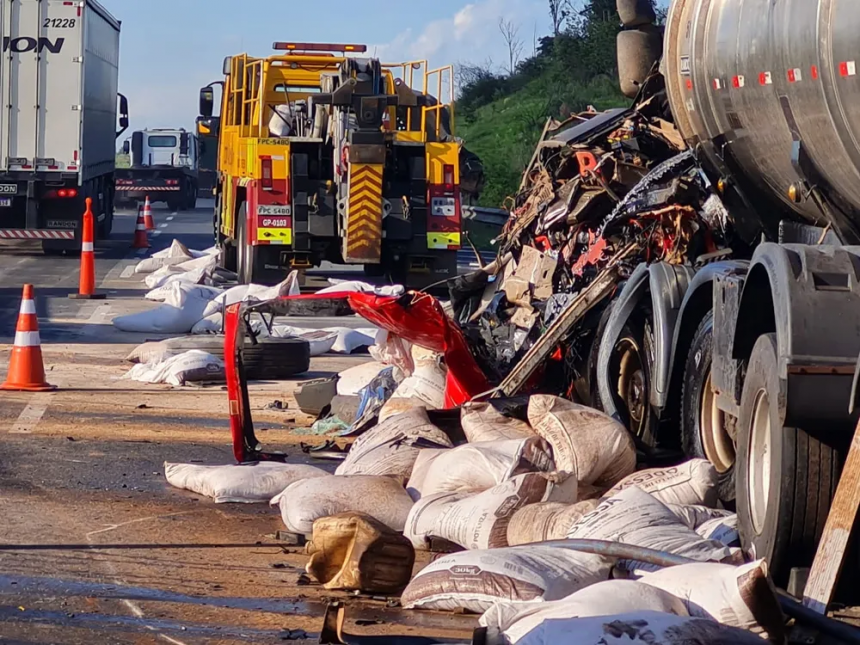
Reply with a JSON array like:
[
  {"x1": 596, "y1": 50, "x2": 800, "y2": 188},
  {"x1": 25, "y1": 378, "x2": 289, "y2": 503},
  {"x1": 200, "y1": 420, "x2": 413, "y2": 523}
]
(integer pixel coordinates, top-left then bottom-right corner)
[{"x1": 99, "y1": 0, "x2": 549, "y2": 136}]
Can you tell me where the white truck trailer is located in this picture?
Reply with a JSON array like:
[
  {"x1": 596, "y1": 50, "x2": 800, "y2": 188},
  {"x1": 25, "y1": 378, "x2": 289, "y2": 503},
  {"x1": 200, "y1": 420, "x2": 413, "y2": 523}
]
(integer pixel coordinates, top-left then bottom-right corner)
[
  {"x1": 0, "y1": 0, "x2": 128, "y2": 252},
  {"x1": 117, "y1": 128, "x2": 199, "y2": 211}
]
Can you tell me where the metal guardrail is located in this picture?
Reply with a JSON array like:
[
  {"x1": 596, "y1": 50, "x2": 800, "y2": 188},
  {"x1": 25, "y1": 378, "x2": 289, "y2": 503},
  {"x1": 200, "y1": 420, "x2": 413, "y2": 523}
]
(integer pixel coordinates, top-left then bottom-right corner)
[{"x1": 461, "y1": 205, "x2": 509, "y2": 227}]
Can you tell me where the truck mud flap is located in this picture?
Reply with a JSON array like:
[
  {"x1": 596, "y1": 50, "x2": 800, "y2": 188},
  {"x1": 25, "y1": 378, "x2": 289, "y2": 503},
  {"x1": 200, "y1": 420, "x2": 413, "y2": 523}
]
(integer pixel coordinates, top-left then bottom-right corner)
[{"x1": 343, "y1": 163, "x2": 383, "y2": 263}]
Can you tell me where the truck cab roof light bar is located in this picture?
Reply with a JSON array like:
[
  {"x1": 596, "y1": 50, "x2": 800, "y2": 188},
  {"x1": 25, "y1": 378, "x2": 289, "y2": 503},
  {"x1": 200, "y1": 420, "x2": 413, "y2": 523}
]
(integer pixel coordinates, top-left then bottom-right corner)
[{"x1": 273, "y1": 42, "x2": 367, "y2": 53}]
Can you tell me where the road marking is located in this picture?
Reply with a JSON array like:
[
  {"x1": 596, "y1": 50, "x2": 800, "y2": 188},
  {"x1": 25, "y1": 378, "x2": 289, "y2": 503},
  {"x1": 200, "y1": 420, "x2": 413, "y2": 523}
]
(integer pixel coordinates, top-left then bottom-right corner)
[
  {"x1": 120, "y1": 265, "x2": 135, "y2": 278},
  {"x1": 152, "y1": 230, "x2": 162, "y2": 237},
  {"x1": 10, "y1": 392, "x2": 52, "y2": 434},
  {"x1": 166, "y1": 216, "x2": 174, "y2": 221},
  {"x1": 158, "y1": 223, "x2": 168, "y2": 229}
]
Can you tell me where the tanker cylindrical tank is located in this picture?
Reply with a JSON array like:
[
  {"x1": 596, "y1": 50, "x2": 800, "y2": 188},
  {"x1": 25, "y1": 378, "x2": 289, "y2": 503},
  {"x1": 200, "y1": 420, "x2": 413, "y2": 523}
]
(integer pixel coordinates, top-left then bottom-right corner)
[{"x1": 663, "y1": 0, "x2": 860, "y2": 227}]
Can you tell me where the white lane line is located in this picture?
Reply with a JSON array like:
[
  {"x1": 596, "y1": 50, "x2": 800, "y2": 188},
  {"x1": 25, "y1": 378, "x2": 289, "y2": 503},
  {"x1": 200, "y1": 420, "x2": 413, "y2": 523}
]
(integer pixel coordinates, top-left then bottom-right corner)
[
  {"x1": 120, "y1": 265, "x2": 135, "y2": 279},
  {"x1": 136, "y1": 247, "x2": 149, "y2": 256},
  {"x1": 152, "y1": 230, "x2": 162, "y2": 237},
  {"x1": 166, "y1": 216, "x2": 174, "y2": 221},
  {"x1": 170, "y1": 211, "x2": 178, "y2": 216},
  {"x1": 10, "y1": 392, "x2": 52, "y2": 434},
  {"x1": 158, "y1": 223, "x2": 168, "y2": 229}
]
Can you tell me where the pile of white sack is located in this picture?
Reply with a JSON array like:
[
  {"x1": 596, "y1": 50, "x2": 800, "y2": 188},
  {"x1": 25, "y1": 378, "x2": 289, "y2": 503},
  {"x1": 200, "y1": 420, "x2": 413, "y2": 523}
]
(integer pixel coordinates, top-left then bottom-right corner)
[{"x1": 164, "y1": 391, "x2": 785, "y2": 645}]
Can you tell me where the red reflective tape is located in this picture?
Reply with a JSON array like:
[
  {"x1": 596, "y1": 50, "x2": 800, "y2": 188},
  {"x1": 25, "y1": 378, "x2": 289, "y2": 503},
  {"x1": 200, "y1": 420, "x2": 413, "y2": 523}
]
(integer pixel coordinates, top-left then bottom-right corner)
[
  {"x1": 685, "y1": 79, "x2": 693, "y2": 90},
  {"x1": 712, "y1": 78, "x2": 723, "y2": 90},
  {"x1": 840, "y1": 61, "x2": 857, "y2": 77},
  {"x1": 732, "y1": 75, "x2": 745, "y2": 88},
  {"x1": 811, "y1": 65, "x2": 819, "y2": 80},
  {"x1": 788, "y1": 68, "x2": 802, "y2": 83},
  {"x1": 759, "y1": 71, "x2": 773, "y2": 86}
]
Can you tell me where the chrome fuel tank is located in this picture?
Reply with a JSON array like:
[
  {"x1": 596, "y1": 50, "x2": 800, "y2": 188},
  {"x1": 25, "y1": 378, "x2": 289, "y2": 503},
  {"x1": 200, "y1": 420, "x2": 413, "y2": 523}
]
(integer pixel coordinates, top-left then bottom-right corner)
[{"x1": 664, "y1": 0, "x2": 860, "y2": 228}]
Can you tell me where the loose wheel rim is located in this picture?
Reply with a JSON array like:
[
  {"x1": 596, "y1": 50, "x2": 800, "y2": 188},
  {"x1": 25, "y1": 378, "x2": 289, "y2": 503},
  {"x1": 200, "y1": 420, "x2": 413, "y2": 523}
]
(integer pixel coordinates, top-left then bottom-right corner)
[
  {"x1": 615, "y1": 337, "x2": 647, "y2": 438},
  {"x1": 700, "y1": 371, "x2": 735, "y2": 473},
  {"x1": 749, "y1": 388, "x2": 772, "y2": 535}
]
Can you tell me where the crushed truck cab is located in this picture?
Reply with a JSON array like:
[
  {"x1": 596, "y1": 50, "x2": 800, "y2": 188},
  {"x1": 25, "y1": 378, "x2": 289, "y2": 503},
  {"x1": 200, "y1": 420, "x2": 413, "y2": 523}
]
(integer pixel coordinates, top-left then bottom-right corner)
[{"x1": 200, "y1": 42, "x2": 476, "y2": 287}]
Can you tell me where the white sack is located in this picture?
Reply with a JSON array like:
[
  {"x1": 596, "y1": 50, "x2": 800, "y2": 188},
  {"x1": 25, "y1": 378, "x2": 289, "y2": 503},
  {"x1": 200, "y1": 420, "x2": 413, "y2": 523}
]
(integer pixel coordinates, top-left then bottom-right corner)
[
  {"x1": 145, "y1": 281, "x2": 222, "y2": 303},
  {"x1": 336, "y1": 361, "x2": 387, "y2": 396},
  {"x1": 565, "y1": 487, "x2": 733, "y2": 572},
  {"x1": 666, "y1": 504, "x2": 735, "y2": 530},
  {"x1": 513, "y1": 610, "x2": 765, "y2": 645},
  {"x1": 135, "y1": 254, "x2": 191, "y2": 274},
  {"x1": 639, "y1": 560, "x2": 785, "y2": 639},
  {"x1": 164, "y1": 461, "x2": 328, "y2": 503},
  {"x1": 369, "y1": 330, "x2": 414, "y2": 374},
  {"x1": 201, "y1": 272, "x2": 300, "y2": 316},
  {"x1": 126, "y1": 340, "x2": 175, "y2": 365},
  {"x1": 480, "y1": 580, "x2": 689, "y2": 644},
  {"x1": 113, "y1": 287, "x2": 214, "y2": 334},
  {"x1": 173, "y1": 253, "x2": 219, "y2": 274},
  {"x1": 191, "y1": 313, "x2": 223, "y2": 335},
  {"x1": 318, "y1": 280, "x2": 405, "y2": 297},
  {"x1": 268, "y1": 326, "x2": 338, "y2": 356},
  {"x1": 123, "y1": 350, "x2": 224, "y2": 386},
  {"x1": 506, "y1": 499, "x2": 600, "y2": 546},
  {"x1": 271, "y1": 474, "x2": 414, "y2": 534},
  {"x1": 386, "y1": 356, "x2": 446, "y2": 410},
  {"x1": 324, "y1": 327, "x2": 378, "y2": 354},
  {"x1": 695, "y1": 514, "x2": 739, "y2": 546},
  {"x1": 400, "y1": 543, "x2": 612, "y2": 613},
  {"x1": 334, "y1": 407, "x2": 453, "y2": 481},
  {"x1": 144, "y1": 265, "x2": 186, "y2": 289},
  {"x1": 405, "y1": 437, "x2": 555, "y2": 500},
  {"x1": 151, "y1": 239, "x2": 194, "y2": 259},
  {"x1": 404, "y1": 472, "x2": 575, "y2": 551},
  {"x1": 461, "y1": 402, "x2": 534, "y2": 443},
  {"x1": 604, "y1": 459, "x2": 719, "y2": 507},
  {"x1": 527, "y1": 395, "x2": 636, "y2": 487}
]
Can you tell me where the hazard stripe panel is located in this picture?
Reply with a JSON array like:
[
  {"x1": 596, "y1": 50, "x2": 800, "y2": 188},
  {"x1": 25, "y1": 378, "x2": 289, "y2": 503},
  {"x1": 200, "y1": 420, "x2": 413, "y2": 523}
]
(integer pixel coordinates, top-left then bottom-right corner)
[
  {"x1": 344, "y1": 163, "x2": 383, "y2": 263},
  {"x1": 0, "y1": 229, "x2": 75, "y2": 240},
  {"x1": 116, "y1": 186, "x2": 180, "y2": 191}
]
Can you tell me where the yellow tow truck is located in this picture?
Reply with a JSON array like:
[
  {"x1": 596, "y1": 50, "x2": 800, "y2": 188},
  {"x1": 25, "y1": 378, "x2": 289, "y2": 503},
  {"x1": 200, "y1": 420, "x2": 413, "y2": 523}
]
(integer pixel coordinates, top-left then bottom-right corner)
[{"x1": 198, "y1": 42, "x2": 474, "y2": 286}]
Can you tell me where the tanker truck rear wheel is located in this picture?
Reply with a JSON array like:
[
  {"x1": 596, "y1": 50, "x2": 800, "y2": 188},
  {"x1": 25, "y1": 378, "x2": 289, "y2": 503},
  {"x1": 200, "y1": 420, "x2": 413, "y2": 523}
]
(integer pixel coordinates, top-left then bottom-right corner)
[
  {"x1": 681, "y1": 311, "x2": 736, "y2": 503},
  {"x1": 735, "y1": 333, "x2": 838, "y2": 586}
]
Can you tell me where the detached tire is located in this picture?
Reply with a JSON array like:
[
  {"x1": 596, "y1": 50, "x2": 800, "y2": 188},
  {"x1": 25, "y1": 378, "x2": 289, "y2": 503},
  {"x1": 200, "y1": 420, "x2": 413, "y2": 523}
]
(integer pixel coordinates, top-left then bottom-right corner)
[
  {"x1": 617, "y1": 26, "x2": 663, "y2": 99},
  {"x1": 243, "y1": 337, "x2": 311, "y2": 381},
  {"x1": 617, "y1": 0, "x2": 656, "y2": 27},
  {"x1": 736, "y1": 333, "x2": 838, "y2": 586},
  {"x1": 681, "y1": 311, "x2": 736, "y2": 503}
]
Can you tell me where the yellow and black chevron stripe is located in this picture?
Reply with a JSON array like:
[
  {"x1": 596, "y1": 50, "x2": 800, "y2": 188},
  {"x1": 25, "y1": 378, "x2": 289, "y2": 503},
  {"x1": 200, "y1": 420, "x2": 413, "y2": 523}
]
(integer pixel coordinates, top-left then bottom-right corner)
[{"x1": 344, "y1": 163, "x2": 383, "y2": 263}]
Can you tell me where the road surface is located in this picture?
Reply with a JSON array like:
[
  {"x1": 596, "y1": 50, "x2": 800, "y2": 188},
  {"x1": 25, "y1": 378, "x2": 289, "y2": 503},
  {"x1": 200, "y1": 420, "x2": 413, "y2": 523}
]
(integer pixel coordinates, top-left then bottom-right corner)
[{"x1": 0, "y1": 201, "x2": 477, "y2": 644}]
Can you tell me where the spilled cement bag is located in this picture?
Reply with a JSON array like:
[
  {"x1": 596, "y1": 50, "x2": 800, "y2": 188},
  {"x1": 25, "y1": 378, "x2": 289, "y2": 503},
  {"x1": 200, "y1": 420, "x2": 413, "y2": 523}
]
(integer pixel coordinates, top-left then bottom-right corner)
[
  {"x1": 384, "y1": 353, "x2": 446, "y2": 411},
  {"x1": 325, "y1": 327, "x2": 379, "y2": 354},
  {"x1": 377, "y1": 397, "x2": 427, "y2": 422},
  {"x1": 527, "y1": 395, "x2": 636, "y2": 487},
  {"x1": 335, "y1": 407, "x2": 452, "y2": 480},
  {"x1": 272, "y1": 474, "x2": 414, "y2": 534},
  {"x1": 126, "y1": 340, "x2": 175, "y2": 365},
  {"x1": 639, "y1": 560, "x2": 785, "y2": 640},
  {"x1": 604, "y1": 459, "x2": 719, "y2": 507},
  {"x1": 201, "y1": 272, "x2": 300, "y2": 316},
  {"x1": 480, "y1": 580, "x2": 689, "y2": 644},
  {"x1": 305, "y1": 512, "x2": 415, "y2": 594},
  {"x1": 191, "y1": 312, "x2": 223, "y2": 335},
  {"x1": 405, "y1": 437, "x2": 556, "y2": 499},
  {"x1": 318, "y1": 280, "x2": 405, "y2": 297},
  {"x1": 506, "y1": 499, "x2": 600, "y2": 546},
  {"x1": 666, "y1": 503, "x2": 735, "y2": 530},
  {"x1": 512, "y1": 611, "x2": 765, "y2": 645},
  {"x1": 695, "y1": 514, "x2": 739, "y2": 546},
  {"x1": 404, "y1": 472, "x2": 575, "y2": 551},
  {"x1": 565, "y1": 487, "x2": 733, "y2": 572},
  {"x1": 135, "y1": 239, "x2": 193, "y2": 273},
  {"x1": 113, "y1": 283, "x2": 214, "y2": 334},
  {"x1": 400, "y1": 543, "x2": 612, "y2": 613},
  {"x1": 164, "y1": 461, "x2": 328, "y2": 503},
  {"x1": 461, "y1": 401, "x2": 534, "y2": 443},
  {"x1": 151, "y1": 239, "x2": 193, "y2": 259},
  {"x1": 336, "y1": 361, "x2": 389, "y2": 396},
  {"x1": 123, "y1": 350, "x2": 224, "y2": 386},
  {"x1": 145, "y1": 281, "x2": 222, "y2": 303}
]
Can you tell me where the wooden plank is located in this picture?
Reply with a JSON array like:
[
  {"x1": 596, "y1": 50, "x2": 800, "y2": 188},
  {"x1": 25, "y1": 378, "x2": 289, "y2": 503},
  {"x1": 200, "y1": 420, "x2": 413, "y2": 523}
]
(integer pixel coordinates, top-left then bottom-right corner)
[{"x1": 803, "y1": 416, "x2": 860, "y2": 613}]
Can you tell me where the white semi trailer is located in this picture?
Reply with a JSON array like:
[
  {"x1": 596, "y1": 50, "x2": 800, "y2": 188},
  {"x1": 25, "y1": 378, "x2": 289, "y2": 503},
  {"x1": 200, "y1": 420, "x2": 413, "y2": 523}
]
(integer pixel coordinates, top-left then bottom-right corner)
[{"x1": 0, "y1": 0, "x2": 128, "y2": 252}]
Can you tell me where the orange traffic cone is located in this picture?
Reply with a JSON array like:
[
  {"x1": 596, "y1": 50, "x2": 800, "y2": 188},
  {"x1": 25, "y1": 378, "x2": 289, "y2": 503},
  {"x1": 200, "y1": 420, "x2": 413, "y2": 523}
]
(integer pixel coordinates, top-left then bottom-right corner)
[
  {"x1": 69, "y1": 197, "x2": 105, "y2": 300},
  {"x1": 132, "y1": 205, "x2": 150, "y2": 249},
  {"x1": 143, "y1": 195, "x2": 154, "y2": 230},
  {"x1": 1, "y1": 285, "x2": 56, "y2": 392}
]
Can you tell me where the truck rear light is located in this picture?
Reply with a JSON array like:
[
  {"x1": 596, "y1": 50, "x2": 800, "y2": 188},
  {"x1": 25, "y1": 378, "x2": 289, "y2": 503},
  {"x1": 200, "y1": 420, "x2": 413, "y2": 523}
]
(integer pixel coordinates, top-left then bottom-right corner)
[
  {"x1": 165, "y1": 179, "x2": 179, "y2": 185},
  {"x1": 57, "y1": 188, "x2": 78, "y2": 198},
  {"x1": 443, "y1": 164, "x2": 455, "y2": 194},
  {"x1": 261, "y1": 156, "x2": 273, "y2": 190}
]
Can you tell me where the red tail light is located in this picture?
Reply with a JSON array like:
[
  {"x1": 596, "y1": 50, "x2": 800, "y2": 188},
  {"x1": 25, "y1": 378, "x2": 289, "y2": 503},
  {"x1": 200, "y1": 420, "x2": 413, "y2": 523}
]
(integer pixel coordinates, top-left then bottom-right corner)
[
  {"x1": 57, "y1": 188, "x2": 78, "y2": 198},
  {"x1": 443, "y1": 164, "x2": 455, "y2": 194},
  {"x1": 261, "y1": 156, "x2": 273, "y2": 190}
]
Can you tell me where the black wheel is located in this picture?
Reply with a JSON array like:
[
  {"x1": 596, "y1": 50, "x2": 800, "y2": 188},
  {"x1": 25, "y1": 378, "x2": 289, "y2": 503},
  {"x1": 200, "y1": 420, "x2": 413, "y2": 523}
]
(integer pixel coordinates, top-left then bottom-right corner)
[
  {"x1": 606, "y1": 316, "x2": 659, "y2": 448},
  {"x1": 168, "y1": 198, "x2": 181, "y2": 212},
  {"x1": 681, "y1": 311, "x2": 736, "y2": 503},
  {"x1": 363, "y1": 263, "x2": 386, "y2": 278},
  {"x1": 242, "y1": 337, "x2": 311, "y2": 381},
  {"x1": 222, "y1": 239, "x2": 238, "y2": 273},
  {"x1": 736, "y1": 333, "x2": 839, "y2": 586},
  {"x1": 187, "y1": 182, "x2": 198, "y2": 210}
]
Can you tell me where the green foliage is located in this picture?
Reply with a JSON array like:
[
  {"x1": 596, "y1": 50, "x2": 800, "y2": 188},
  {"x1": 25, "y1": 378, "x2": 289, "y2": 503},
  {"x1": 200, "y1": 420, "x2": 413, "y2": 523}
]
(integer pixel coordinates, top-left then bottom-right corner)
[
  {"x1": 116, "y1": 153, "x2": 130, "y2": 169},
  {"x1": 456, "y1": 0, "x2": 661, "y2": 207}
]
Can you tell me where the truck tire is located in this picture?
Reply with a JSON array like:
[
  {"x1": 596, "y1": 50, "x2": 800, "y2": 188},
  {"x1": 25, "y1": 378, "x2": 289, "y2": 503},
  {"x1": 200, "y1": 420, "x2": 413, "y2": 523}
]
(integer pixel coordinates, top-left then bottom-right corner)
[
  {"x1": 242, "y1": 337, "x2": 311, "y2": 381},
  {"x1": 680, "y1": 311, "x2": 736, "y2": 503},
  {"x1": 617, "y1": 0, "x2": 656, "y2": 28},
  {"x1": 735, "y1": 333, "x2": 839, "y2": 586},
  {"x1": 617, "y1": 25, "x2": 663, "y2": 99}
]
